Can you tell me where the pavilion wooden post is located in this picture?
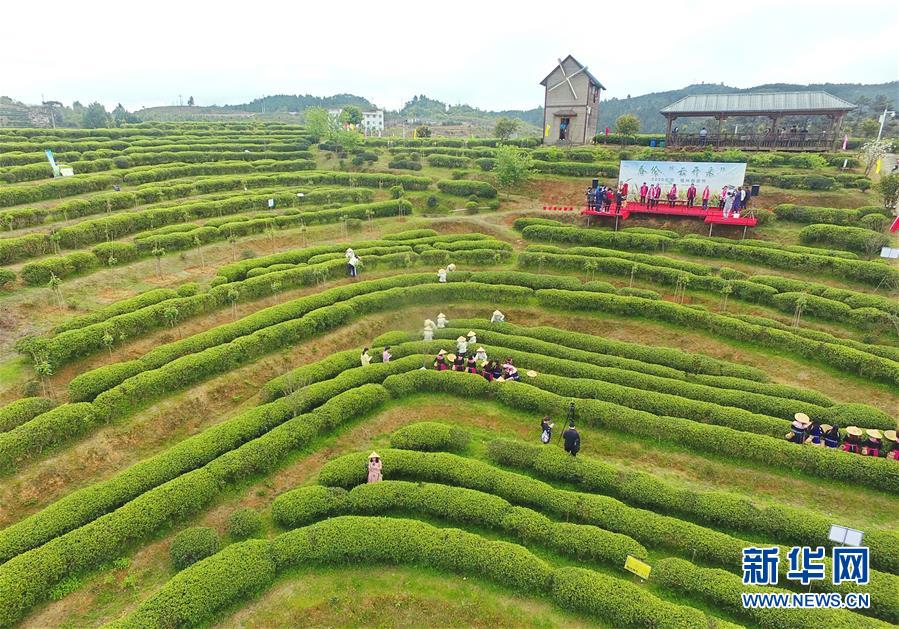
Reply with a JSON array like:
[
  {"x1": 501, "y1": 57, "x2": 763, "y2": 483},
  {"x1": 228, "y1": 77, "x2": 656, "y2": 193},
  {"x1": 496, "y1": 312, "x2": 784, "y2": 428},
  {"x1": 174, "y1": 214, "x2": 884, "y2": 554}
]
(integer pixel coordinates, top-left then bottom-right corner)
[
  {"x1": 716, "y1": 116, "x2": 725, "y2": 148},
  {"x1": 664, "y1": 116, "x2": 673, "y2": 146}
]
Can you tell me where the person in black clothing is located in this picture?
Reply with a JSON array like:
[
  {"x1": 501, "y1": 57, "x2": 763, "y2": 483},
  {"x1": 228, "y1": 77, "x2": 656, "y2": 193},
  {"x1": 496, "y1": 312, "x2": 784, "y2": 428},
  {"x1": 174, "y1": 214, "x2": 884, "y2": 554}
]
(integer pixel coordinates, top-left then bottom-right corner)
[
  {"x1": 540, "y1": 416, "x2": 555, "y2": 444},
  {"x1": 823, "y1": 424, "x2": 841, "y2": 448},
  {"x1": 563, "y1": 421, "x2": 580, "y2": 456}
]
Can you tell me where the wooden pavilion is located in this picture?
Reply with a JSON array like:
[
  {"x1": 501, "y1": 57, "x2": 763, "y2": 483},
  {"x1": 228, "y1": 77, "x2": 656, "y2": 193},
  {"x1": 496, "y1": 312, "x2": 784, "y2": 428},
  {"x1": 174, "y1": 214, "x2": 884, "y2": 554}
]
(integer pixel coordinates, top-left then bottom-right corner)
[{"x1": 660, "y1": 91, "x2": 856, "y2": 151}]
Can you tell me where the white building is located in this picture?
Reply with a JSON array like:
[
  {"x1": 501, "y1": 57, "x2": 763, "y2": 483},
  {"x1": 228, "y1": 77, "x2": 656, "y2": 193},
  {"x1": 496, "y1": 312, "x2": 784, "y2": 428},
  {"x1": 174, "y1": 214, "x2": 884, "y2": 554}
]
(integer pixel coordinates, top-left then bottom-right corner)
[{"x1": 362, "y1": 110, "x2": 384, "y2": 136}]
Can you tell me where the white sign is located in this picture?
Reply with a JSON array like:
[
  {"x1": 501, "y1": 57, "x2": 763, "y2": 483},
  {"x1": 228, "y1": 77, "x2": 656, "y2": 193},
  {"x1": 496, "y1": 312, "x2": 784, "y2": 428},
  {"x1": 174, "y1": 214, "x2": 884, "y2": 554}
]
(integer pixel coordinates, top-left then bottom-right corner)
[
  {"x1": 618, "y1": 160, "x2": 747, "y2": 200},
  {"x1": 828, "y1": 524, "x2": 864, "y2": 546},
  {"x1": 880, "y1": 247, "x2": 899, "y2": 259}
]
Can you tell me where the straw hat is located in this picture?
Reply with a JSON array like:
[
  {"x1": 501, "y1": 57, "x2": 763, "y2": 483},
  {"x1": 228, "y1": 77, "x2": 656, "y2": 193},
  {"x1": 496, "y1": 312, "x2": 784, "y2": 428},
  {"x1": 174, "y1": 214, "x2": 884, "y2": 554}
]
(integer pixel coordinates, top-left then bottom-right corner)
[
  {"x1": 437, "y1": 349, "x2": 447, "y2": 356},
  {"x1": 369, "y1": 451, "x2": 379, "y2": 459},
  {"x1": 467, "y1": 331, "x2": 477, "y2": 337},
  {"x1": 883, "y1": 430, "x2": 897, "y2": 441},
  {"x1": 793, "y1": 412, "x2": 810, "y2": 425},
  {"x1": 845, "y1": 426, "x2": 863, "y2": 436},
  {"x1": 496, "y1": 376, "x2": 506, "y2": 382},
  {"x1": 438, "y1": 313, "x2": 446, "y2": 318},
  {"x1": 821, "y1": 424, "x2": 833, "y2": 433},
  {"x1": 447, "y1": 354, "x2": 456, "y2": 362},
  {"x1": 447, "y1": 263, "x2": 456, "y2": 271},
  {"x1": 866, "y1": 428, "x2": 883, "y2": 439},
  {"x1": 493, "y1": 310, "x2": 502, "y2": 316},
  {"x1": 476, "y1": 347, "x2": 485, "y2": 353},
  {"x1": 438, "y1": 268, "x2": 446, "y2": 274},
  {"x1": 526, "y1": 370, "x2": 538, "y2": 378}
]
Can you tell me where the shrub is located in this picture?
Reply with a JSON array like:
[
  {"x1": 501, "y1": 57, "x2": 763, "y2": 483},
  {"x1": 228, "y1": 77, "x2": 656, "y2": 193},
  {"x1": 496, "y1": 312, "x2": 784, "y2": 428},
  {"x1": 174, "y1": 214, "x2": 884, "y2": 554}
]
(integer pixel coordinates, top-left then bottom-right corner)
[
  {"x1": 436, "y1": 179, "x2": 498, "y2": 198},
  {"x1": 227, "y1": 507, "x2": 263, "y2": 540},
  {"x1": 0, "y1": 403, "x2": 99, "y2": 473},
  {"x1": 20, "y1": 252, "x2": 100, "y2": 285},
  {"x1": 390, "y1": 421, "x2": 470, "y2": 452},
  {"x1": 426, "y1": 195, "x2": 439, "y2": 208},
  {"x1": 428, "y1": 155, "x2": 469, "y2": 168},
  {"x1": 532, "y1": 161, "x2": 618, "y2": 177},
  {"x1": 0, "y1": 269, "x2": 15, "y2": 289},
  {"x1": 388, "y1": 184, "x2": 404, "y2": 199},
  {"x1": 0, "y1": 397, "x2": 57, "y2": 433},
  {"x1": 799, "y1": 224, "x2": 889, "y2": 254},
  {"x1": 860, "y1": 213, "x2": 888, "y2": 231},
  {"x1": 170, "y1": 527, "x2": 221, "y2": 570},
  {"x1": 387, "y1": 158, "x2": 422, "y2": 171}
]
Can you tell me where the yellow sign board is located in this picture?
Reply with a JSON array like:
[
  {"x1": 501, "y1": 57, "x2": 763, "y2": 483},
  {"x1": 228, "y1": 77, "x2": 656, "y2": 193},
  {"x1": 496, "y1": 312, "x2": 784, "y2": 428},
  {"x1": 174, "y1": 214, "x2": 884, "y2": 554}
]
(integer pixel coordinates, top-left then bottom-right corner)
[{"x1": 624, "y1": 555, "x2": 651, "y2": 580}]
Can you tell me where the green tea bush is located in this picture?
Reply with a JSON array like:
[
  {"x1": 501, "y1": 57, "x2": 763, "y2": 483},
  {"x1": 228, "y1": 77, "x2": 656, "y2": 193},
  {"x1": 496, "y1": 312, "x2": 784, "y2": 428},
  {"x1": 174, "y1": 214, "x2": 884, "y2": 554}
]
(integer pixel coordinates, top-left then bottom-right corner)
[
  {"x1": 227, "y1": 507, "x2": 263, "y2": 540},
  {"x1": 390, "y1": 421, "x2": 470, "y2": 452},
  {"x1": 799, "y1": 224, "x2": 889, "y2": 254},
  {"x1": 170, "y1": 527, "x2": 221, "y2": 570},
  {"x1": 436, "y1": 179, "x2": 498, "y2": 198},
  {"x1": 0, "y1": 397, "x2": 57, "y2": 433}
]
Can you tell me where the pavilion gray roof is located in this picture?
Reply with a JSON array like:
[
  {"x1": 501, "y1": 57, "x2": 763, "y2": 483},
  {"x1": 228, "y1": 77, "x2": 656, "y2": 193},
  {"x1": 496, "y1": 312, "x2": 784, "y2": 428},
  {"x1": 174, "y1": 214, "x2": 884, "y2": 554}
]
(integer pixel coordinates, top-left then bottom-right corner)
[{"x1": 660, "y1": 91, "x2": 856, "y2": 116}]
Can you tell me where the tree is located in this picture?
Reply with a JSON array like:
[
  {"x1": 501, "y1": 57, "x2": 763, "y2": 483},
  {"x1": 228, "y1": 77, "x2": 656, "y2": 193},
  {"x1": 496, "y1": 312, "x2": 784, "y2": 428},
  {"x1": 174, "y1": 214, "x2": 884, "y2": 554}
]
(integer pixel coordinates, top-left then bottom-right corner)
[
  {"x1": 82, "y1": 102, "x2": 110, "y2": 128},
  {"x1": 47, "y1": 273, "x2": 64, "y2": 308},
  {"x1": 493, "y1": 145, "x2": 534, "y2": 195},
  {"x1": 151, "y1": 245, "x2": 165, "y2": 278},
  {"x1": 340, "y1": 105, "x2": 362, "y2": 126},
  {"x1": 494, "y1": 117, "x2": 519, "y2": 140},
  {"x1": 615, "y1": 114, "x2": 640, "y2": 140},
  {"x1": 860, "y1": 118, "x2": 881, "y2": 138},
  {"x1": 304, "y1": 107, "x2": 330, "y2": 141},
  {"x1": 859, "y1": 139, "x2": 891, "y2": 176},
  {"x1": 187, "y1": 95, "x2": 195, "y2": 107},
  {"x1": 876, "y1": 173, "x2": 899, "y2": 209},
  {"x1": 335, "y1": 128, "x2": 362, "y2": 152},
  {"x1": 112, "y1": 103, "x2": 128, "y2": 127},
  {"x1": 415, "y1": 125, "x2": 431, "y2": 138}
]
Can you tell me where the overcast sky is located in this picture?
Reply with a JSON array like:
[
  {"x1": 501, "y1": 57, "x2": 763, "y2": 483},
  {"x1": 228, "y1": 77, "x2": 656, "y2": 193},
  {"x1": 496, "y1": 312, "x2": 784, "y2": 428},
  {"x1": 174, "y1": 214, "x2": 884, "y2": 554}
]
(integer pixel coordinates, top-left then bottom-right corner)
[{"x1": 2, "y1": 0, "x2": 897, "y2": 112}]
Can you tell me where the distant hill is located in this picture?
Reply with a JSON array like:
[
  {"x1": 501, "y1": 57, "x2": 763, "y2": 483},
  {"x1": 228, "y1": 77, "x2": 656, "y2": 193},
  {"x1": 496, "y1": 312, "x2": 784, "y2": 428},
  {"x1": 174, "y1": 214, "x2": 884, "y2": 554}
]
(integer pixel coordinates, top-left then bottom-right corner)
[{"x1": 3, "y1": 81, "x2": 895, "y2": 135}]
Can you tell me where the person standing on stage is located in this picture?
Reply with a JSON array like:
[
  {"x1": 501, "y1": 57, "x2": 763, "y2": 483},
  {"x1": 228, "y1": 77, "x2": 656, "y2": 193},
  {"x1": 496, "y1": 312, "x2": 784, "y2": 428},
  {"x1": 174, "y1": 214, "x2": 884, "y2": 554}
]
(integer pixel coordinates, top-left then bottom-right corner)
[
  {"x1": 701, "y1": 185, "x2": 710, "y2": 210},
  {"x1": 652, "y1": 184, "x2": 662, "y2": 208},
  {"x1": 719, "y1": 185, "x2": 728, "y2": 209},
  {"x1": 667, "y1": 184, "x2": 678, "y2": 207},
  {"x1": 639, "y1": 182, "x2": 648, "y2": 206},
  {"x1": 686, "y1": 183, "x2": 697, "y2": 207},
  {"x1": 620, "y1": 181, "x2": 629, "y2": 200}
]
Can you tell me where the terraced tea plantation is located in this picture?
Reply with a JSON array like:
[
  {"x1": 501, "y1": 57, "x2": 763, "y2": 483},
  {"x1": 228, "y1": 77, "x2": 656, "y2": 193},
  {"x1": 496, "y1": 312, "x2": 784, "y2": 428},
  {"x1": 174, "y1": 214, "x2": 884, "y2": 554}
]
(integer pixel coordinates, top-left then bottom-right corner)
[{"x1": 0, "y1": 122, "x2": 896, "y2": 628}]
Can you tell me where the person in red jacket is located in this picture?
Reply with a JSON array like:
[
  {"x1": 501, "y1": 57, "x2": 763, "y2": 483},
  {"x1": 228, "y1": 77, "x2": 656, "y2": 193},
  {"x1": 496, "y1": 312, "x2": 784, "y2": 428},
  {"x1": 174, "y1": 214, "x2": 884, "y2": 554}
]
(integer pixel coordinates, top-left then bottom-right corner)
[
  {"x1": 701, "y1": 185, "x2": 711, "y2": 210},
  {"x1": 620, "y1": 181, "x2": 629, "y2": 201},
  {"x1": 639, "y1": 182, "x2": 648, "y2": 206},
  {"x1": 686, "y1": 184, "x2": 697, "y2": 207}
]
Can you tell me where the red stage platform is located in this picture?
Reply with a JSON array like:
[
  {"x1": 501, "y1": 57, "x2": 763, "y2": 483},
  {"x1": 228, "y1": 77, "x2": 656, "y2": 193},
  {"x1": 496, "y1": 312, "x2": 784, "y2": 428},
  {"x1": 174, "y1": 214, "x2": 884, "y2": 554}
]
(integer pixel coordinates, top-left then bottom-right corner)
[{"x1": 542, "y1": 201, "x2": 758, "y2": 234}]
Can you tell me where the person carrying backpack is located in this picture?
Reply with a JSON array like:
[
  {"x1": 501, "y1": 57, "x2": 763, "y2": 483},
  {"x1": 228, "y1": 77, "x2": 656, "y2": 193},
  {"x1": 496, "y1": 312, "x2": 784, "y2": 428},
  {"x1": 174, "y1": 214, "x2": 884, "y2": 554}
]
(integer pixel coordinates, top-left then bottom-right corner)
[{"x1": 540, "y1": 416, "x2": 555, "y2": 444}]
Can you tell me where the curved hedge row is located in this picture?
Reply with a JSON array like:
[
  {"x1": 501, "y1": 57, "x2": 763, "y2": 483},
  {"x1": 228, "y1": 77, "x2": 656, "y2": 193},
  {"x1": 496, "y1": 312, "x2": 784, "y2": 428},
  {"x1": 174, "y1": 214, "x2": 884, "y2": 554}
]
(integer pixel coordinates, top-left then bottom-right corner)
[
  {"x1": 535, "y1": 289, "x2": 899, "y2": 386},
  {"x1": 0, "y1": 386, "x2": 390, "y2": 626},
  {"x1": 390, "y1": 421, "x2": 471, "y2": 452},
  {"x1": 750, "y1": 274, "x2": 899, "y2": 317},
  {"x1": 272, "y1": 480, "x2": 647, "y2": 567},
  {"x1": 0, "y1": 397, "x2": 57, "y2": 433},
  {"x1": 775, "y1": 203, "x2": 891, "y2": 226},
  {"x1": 436, "y1": 180, "x2": 498, "y2": 198},
  {"x1": 517, "y1": 220, "x2": 898, "y2": 288},
  {"x1": 116, "y1": 516, "x2": 715, "y2": 629},
  {"x1": 0, "y1": 403, "x2": 98, "y2": 474},
  {"x1": 799, "y1": 223, "x2": 890, "y2": 254},
  {"x1": 379, "y1": 371, "x2": 899, "y2": 493},
  {"x1": 319, "y1": 446, "x2": 898, "y2": 623},
  {"x1": 486, "y1": 437, "x2": 899, "y2": 576}
]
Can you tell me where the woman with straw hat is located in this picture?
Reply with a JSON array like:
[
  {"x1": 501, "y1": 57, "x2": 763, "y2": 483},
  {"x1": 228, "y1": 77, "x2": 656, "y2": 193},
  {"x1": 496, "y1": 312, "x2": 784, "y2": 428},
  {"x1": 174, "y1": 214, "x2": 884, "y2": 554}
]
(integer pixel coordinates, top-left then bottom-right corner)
[
  {"x1": 862, "y1": 429, "x2": 883, "y2": 457},
  {"x1": 474, "y1": 346, "x2": 488, "y2": 362},
  {"x1": 823, "y1": 424, "x2": 841, "y2": 449},
  {"x1": 883, "y1": 430, "x2": 898, "y2": 460},
  {"x1": 481, "y1": 359, "x2": 499, "y2": 382},
  {"x1": 842, "y1": 426, "x2": 863, "y2": 454},
  {"x1": 465, "y1": 355, "x2": 478, "y2": 374},
  {"x1": 787, "y1": 413, "x2": 811, "y2": 444},
  {"x1": 367, "y1": 452, "x2": 383, "y2": 483},
  {"x1": 490, "y1": 309, "x2": 505, "y2": 323},
  {"x1": 456, "y1": 335, "x2": 468, "y2": 357},
  {"x1": 433, "y1": 349, "x2": 450, "y2": 371},
  {"x1": 451, "y1": 353, "x2": 465, "y2": 372},
  {"x1": 467, "y1": 330, "x2": 477, "y2": 345}
]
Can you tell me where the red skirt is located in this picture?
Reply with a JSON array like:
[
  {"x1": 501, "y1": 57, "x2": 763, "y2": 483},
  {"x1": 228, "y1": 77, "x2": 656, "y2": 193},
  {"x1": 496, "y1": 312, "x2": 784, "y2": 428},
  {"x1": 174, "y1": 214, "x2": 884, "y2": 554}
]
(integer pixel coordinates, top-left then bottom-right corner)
[
  {"x1": 842, "y1": 443, "x2": 859, "y2": 453},
  {"x1": 435, "y1": 363, "x2": 449, "y2": 371}
]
